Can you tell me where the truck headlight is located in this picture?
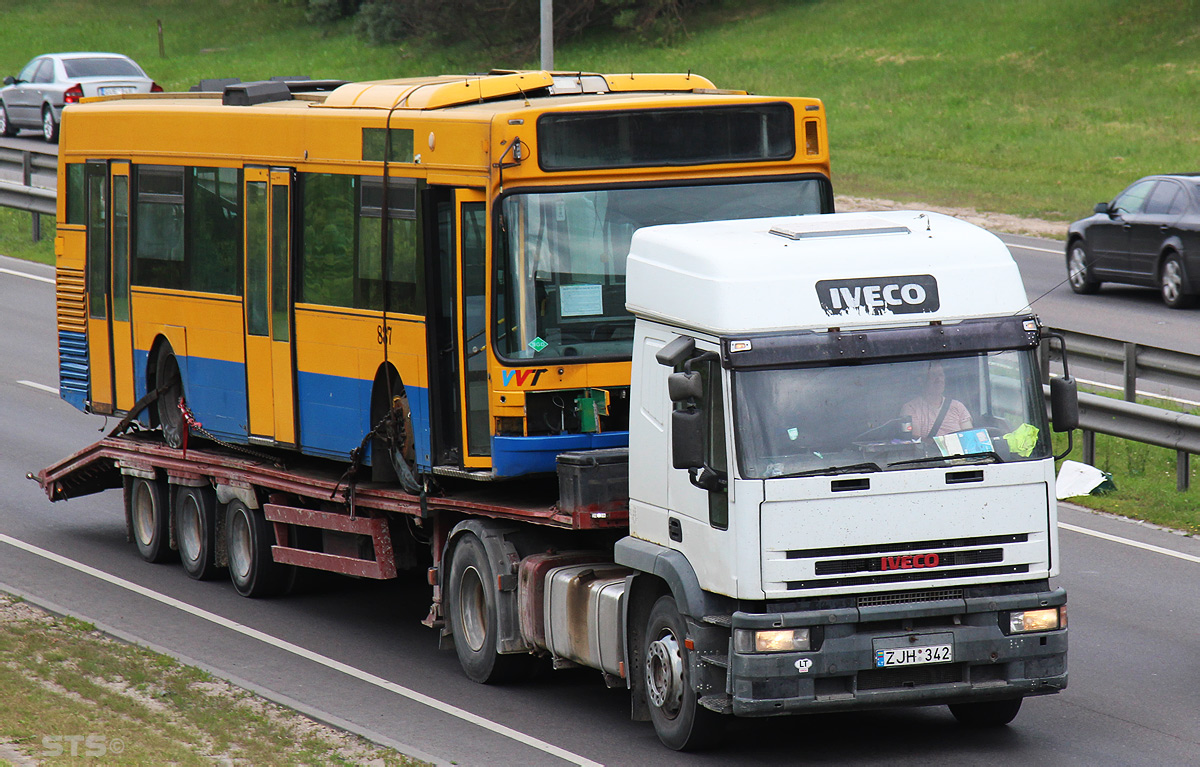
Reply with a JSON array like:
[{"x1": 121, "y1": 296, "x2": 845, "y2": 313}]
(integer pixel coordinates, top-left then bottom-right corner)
[
  {"x1": 1008, "y1": 607, "x2": 1064, "y2": 633},
  {"x1": 734, "y1": 628, "x2": 811, "y2": 653}
]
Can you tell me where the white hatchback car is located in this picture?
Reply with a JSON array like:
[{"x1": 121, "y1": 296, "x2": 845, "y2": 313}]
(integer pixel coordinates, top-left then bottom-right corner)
[{"x1": 0, "y1": 52, "x2": 160, "y2": 142}]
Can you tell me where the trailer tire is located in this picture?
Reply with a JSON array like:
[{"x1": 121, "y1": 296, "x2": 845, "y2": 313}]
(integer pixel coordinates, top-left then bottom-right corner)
[
  {"x1": 225, "y1": 500, "x2": 292, "y2": 598},
  {"x1": 446, "y1": 533, "x2": 529, "y2": 684},
  {"x1": 644, "y1": 594, "x2": 723, "y2": 751},
  {"x1": 129, "y1": 476, "x2": 175, "y2": 563},
  {"x1": 175, "y1": 485, "x2": 222, "y2": 581},
  {"x1": 948, "y1": 697, "x2": 1023, "y2": 727}
]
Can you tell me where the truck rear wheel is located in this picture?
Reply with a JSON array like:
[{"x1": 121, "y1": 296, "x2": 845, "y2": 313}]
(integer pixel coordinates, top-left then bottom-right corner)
[
  {"x1": 446, "y1": 533, "x2": 529, "y2": 684},
  {"x1": 225, "y1": 500, "x2": 292, "y2": 598},
  {"x1": 644, "y1": 594, "x2": 723, "y2": 751},
  {"x1": 129, "y1": 476, "x2": 174, "y2": 564},
  {"x1": 175, "y1": 485, "x2": 222, "y2": 580},
  {"x1": 948, "y1": 697, "x2": 1023, "y2": 726}
]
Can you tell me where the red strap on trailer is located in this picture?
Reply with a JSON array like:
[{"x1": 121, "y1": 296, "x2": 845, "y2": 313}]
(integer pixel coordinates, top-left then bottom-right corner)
[{"x1": 178, "y1": 398, "x2": 202, "y2": 459}]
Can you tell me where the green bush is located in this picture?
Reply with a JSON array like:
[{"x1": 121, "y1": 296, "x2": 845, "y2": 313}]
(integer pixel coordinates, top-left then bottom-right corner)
[{"x1": 300, "y1": 0, "x2": 713, "y2": 51}]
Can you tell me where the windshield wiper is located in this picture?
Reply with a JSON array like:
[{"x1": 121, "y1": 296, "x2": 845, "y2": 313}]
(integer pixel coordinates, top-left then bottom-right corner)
[
  {"x1": 772, "y1": 462, "x2": 883, "y2": 479},
  {"x1": 886, "y1": 452, "x2": 1003, "y2": 470}
]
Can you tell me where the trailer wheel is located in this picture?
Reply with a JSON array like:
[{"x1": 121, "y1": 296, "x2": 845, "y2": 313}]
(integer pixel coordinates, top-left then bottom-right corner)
[
  {"x1": 129, "y1": 476, "x2": 175, "y2": 563},
  {"x1": 225, "y1": 500, "x2": 292, "y2": 598},
  {"x1": 446, "y1": 533, "x2": 528, "y2": 684},
  {"x1": 155, "y1": 351, "x2": 186, "y2": 449},
  {"x1": 644, "y1": 594, "x2": 723, "y2": 751},
  {"x1": 948, "y1": 697, "x2": 1023, "y2": 726},
  {"x1": 175, "y1": 485, "x2": 222, "y2": 581}
]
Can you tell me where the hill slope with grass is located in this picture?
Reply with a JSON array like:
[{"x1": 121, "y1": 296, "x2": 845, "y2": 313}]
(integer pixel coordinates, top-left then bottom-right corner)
[{"x1": 4, "y1": 0, "x2": 1197, "y2": 221}]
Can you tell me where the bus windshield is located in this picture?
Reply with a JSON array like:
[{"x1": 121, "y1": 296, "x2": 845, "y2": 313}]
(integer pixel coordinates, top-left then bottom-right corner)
[
  {"x1": 733, "y1": 350, "x2": 1051, "y2": 479},
  {"x1": 494, "y1": 177, "x2": 828, "y2": 361}
]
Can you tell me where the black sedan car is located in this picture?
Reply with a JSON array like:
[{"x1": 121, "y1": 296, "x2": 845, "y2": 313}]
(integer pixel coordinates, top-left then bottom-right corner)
[{"x1": 1066, "y1": 173, "x2": 1200, "y2": 308}]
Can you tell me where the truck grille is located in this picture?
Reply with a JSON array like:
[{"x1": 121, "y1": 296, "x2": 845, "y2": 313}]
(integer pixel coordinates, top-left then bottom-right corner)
[{"x1": 857, "y1": 588, "x2": 964, "y2": 608}]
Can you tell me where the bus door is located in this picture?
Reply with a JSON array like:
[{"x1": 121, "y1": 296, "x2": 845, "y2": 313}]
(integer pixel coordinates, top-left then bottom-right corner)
[
  {"x1": 457, "y1": 189, "x2": 491, "y2": 465},
  {"x1": 243, "y1": 167, "x2": 297, "y2": 446},
  {"x1": 108, "y1": 161, "x2": 135, "y2": 412},
  {"x1": 84, "y1": 160, "x2": 113, "y2": 413}
]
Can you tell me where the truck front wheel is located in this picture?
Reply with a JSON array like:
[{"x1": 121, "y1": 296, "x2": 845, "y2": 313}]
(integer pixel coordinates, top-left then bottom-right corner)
[
  {"x1": 644, "y1": 594, "x2": 723, "y2": 751},
  {"x1": 446, "y1": 533, "x2": 529, "y2": 684},
  {"x1": 948, "y1": 697, "x2": 1023, "y2": 726}
]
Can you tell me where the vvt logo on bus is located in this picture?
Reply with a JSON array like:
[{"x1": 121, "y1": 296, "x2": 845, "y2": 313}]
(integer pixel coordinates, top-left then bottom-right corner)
[
  {"x1": 501, "y1": 368, "x2": 548, "y2": 386},
  {"x1": 816, "y1": 274, "x2": 940, "y2": 316}
]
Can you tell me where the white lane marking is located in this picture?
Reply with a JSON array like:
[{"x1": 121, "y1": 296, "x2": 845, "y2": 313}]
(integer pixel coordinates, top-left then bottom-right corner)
[
  {"x1": 1005, "y1": 243, "x2": 1063, "y2": 255},
  {"x1": 18, "y1": 380, "x2": 57, "y2": 395},
  {"x1": 1059, "y1": 522, "x2": 1200, "y2": 565},
  {"x1": 0, "y1": 267, "x2": 54, "y2": 284},
  {"x1": 0, "y1": 533, "x2": 603, "y2": 767}
]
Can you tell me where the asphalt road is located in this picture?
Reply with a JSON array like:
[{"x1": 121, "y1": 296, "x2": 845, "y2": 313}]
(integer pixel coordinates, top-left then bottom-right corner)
[{"x1": 2, "y1": 243, "x2": 1200, "y2": 765}]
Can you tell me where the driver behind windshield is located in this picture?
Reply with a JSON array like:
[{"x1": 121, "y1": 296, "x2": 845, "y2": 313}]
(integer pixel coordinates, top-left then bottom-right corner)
[{"x1": 901, "y1": 362, "x2": 972, "y2": 439}]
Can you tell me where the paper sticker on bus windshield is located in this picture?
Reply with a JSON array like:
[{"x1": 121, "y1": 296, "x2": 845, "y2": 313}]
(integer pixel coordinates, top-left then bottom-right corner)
[{"x1": 816, "y1": 275, "x2": 939, "y2": 316}]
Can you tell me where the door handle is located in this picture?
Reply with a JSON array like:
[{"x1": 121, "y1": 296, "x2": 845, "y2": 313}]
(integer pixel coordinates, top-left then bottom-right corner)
[
  {"x1": 1160, "y1": 225, "x2": 1170, "y2": 231},
  {"x1": 668, "y1": 517, "x2": 683, "y2": 542}
]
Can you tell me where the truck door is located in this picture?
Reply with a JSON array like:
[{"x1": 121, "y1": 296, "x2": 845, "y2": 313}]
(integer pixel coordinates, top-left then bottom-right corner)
[
  {"x1": 668, "y1": 351, "x2": 734, "y2": 587},
  {"x1": 243, "y1": 166, "x2": 297, "y2": 446}
]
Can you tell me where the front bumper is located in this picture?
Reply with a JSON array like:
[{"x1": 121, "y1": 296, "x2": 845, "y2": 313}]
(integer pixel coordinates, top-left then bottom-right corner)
[{"x1": 725, "y1": 586, "x2": 1067, "y2": 716}]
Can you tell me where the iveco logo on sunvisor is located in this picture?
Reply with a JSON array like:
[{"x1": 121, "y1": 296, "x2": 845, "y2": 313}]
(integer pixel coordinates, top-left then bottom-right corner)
[{"x1": 816, "y1": 275, "x2": 940, "y2": 316}]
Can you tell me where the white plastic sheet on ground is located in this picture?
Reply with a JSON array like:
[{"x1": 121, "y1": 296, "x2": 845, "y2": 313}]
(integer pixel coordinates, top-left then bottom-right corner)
[{"x1": 1056, "y1": 460, "x2": 1112, "y2": 499}]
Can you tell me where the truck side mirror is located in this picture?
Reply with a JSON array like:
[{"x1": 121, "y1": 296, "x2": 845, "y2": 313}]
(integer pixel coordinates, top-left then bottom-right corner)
[
  {"x1": 671, "y1": 408, "x2": 705, "y2": 469},
  {"x1": 1050, "y1": 376, "x2": 1079, "y2": 432},
  {"x1": 657, "y1": 336, "x2": 696, "y2": 368},
  {"x1": 2, "y1": 76, "x2": 13, "y2": 86},
  {"x1": 1093, "y1": 201, "x2": 1110, "y2": 216},
  {"x1": 668, "y1": 371, "x2": 702, "y2": 403}
]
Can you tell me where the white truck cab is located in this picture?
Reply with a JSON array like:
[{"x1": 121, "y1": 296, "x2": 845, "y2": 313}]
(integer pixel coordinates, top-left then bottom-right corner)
[{"x1": 616, "y1": 211, "x2": 1071, "y2": 749}]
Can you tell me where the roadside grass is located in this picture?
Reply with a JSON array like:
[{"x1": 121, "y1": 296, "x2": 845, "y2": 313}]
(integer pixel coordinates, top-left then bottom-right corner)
[
  {"x1": 565, "y1": 0, "x2": 1200, "y2": 222},
  {"x1": 1053, "y1": 387, "x2": 1200, "y2": 535},
  {"x1": 0, "y1": 209, "x2": 55, "y2": 264},
  {"x1": 0, "y1": 594, "x2": 425, "y2": 766}
]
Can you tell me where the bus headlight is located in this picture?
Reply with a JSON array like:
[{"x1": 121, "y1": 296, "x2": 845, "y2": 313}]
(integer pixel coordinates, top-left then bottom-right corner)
[
  {"x1": 734, "y1": 628, "x2": 811, "y2": 653},
  {"x1": 1008, "y1": 606, "x2": 1064, "y2": 633}
]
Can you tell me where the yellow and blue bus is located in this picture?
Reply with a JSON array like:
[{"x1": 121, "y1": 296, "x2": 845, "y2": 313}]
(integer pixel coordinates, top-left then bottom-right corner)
[{"x1": 55, "y1": 71, "x2": 833, "y2": 480}]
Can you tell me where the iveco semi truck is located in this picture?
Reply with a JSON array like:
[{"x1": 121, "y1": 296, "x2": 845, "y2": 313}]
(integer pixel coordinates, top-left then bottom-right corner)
[{"x1": 38, "y1": 210, "x2": 1075, "y2": 750}]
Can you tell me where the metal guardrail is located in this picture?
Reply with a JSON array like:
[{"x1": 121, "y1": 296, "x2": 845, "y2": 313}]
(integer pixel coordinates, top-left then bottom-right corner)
[
  {"x1": 1044, "y1": 328, "x2": 1200, "y2": 490},
  {"x1": 0, "y1": 144, "x2": 57, "y2": 240}
]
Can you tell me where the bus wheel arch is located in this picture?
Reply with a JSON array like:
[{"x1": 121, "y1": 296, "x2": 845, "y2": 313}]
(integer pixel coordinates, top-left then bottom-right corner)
[{"x1": 369, "y1": 363, "x2": 417, "y2": 485}]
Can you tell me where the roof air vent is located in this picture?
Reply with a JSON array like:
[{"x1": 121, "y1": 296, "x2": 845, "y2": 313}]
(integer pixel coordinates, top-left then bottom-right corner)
[{"x1": 223, "y1": 80, "x2": 293, "y2": 106}]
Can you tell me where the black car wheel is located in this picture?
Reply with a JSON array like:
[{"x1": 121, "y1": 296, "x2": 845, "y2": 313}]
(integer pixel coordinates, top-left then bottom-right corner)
[
  {"x1": 41, "y1": 106, "x2": 58, "y2": 143},
  {"x1": 0, "y1": 103, "x2": 15, "y2": 137},
  {"x1": 1067, "y1": 241, "x2": 1100, "y2": 294},
  {"x1": 1160, "y1": 253, "x2": 1196, "y2": 309}
]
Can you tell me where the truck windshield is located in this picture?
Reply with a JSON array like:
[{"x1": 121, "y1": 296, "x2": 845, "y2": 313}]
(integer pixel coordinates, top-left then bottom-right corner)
[
  {"x1": 494, "y1": 177, "x2": 827, "y2": 361},
  {"x1": 734, "y1": 349, "x2": 1051, "y2": 479}
]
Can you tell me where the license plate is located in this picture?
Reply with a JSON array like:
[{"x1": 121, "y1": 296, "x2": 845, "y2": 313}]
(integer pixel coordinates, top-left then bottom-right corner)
[
  {"x1": 874, "y1": 643, "x2": 953, "y2": 668},
  {"x1": 99, "y1": 86, "x2": 135, "y2": 95}
]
